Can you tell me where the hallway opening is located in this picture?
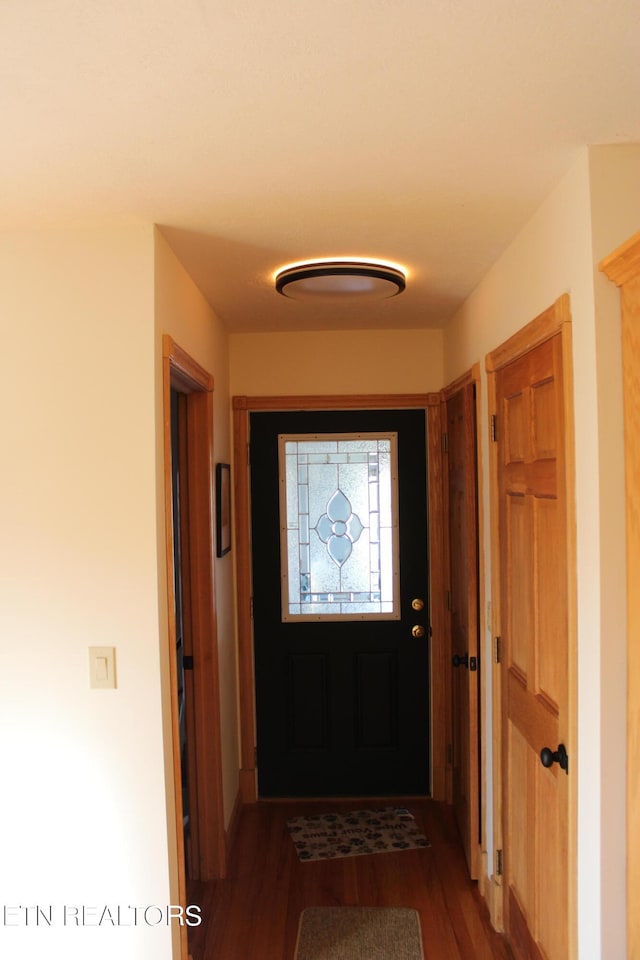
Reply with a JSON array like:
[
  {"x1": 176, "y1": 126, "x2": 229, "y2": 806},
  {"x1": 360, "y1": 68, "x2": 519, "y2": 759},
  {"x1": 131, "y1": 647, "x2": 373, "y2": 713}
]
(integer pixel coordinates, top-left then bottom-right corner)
[{"x1": 187, "y1": 798, "x2": 512, "y2": 960}]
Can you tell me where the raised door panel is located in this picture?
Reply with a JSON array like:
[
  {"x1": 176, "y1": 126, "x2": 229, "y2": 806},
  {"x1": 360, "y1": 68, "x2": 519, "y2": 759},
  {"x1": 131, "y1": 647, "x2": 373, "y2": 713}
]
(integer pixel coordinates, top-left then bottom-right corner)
[
  {"x1": 505, "y1": 494, "x2": 533, "y2": 681},
  {"x1": 534, "y1": 497, "x2": 564, "y2": 713},
  {"x1": 288, "y1": 653, "x2": 329, "y2": 749}
]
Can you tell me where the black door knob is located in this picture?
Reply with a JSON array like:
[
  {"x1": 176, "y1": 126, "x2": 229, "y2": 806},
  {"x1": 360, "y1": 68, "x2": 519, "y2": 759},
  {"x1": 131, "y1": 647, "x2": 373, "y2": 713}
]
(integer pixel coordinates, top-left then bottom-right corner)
[
  {"x1": 452, "y1": 653, "x2": 469, "y2": 668},
  {"x1": 540, "y1": 743, "x2": 569, "y2": 774}
]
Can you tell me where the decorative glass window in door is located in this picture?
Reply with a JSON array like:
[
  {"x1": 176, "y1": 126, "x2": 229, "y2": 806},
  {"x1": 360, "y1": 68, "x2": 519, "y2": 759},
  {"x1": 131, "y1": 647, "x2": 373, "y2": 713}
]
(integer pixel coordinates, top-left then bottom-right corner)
[{"x1": 278, "y1": 433, "x2": 400, "y2": 621}]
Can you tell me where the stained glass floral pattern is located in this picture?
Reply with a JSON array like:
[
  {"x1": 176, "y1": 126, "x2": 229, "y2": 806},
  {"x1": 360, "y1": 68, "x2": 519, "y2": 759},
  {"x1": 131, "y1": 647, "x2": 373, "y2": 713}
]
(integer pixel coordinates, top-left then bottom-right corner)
[
  {"x1": 279, "y1": 434, "x2": 399, "y2": 620},
  {"x1": 313, "y1": 489, "x2": 364, "y2": 567}
]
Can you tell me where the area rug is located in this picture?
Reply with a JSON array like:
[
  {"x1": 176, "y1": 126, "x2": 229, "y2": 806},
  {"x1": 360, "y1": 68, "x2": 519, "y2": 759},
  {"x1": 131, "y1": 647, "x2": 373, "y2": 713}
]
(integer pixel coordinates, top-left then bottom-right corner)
[
  {"x1": 286, "y1": 807, "x2": 429, "y2": 862},
  {"x1": 294, "y1": 906, "x2": 424, "y2": 960}
]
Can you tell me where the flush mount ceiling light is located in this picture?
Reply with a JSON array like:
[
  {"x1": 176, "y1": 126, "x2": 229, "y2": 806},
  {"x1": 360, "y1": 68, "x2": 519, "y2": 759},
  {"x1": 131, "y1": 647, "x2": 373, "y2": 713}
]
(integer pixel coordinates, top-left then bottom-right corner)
[{"x1": 274, "y1": 258, "x2": 407, "y2": 301}]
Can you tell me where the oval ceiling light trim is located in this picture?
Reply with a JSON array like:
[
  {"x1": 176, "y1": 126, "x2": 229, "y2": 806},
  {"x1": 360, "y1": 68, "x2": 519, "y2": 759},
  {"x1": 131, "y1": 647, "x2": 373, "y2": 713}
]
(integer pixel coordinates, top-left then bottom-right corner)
[{"x1": 274, "y1": 259, "x2": 407, "y2": 301}]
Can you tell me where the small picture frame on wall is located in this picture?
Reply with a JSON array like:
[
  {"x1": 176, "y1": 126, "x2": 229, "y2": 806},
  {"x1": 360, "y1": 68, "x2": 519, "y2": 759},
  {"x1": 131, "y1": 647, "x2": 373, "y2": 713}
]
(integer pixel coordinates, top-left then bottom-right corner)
[{"x1": 216, "y1": 463, "x2": 231, "y2": 557}]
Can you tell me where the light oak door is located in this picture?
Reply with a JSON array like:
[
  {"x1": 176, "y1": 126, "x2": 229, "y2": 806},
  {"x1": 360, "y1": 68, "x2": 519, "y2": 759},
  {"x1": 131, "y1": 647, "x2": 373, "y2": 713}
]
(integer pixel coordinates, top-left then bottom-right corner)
[
  {"x1": 495, "y1": 331, "x2": 571, "y2": 960},
  {"x1": 445, "y1": 382, "x2": 481, "y2": 879}
]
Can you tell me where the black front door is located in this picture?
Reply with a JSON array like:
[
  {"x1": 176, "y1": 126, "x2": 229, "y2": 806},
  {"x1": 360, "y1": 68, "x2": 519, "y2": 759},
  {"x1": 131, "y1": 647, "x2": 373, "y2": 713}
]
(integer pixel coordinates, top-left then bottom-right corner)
[{"x1": 250, "y1": 408, "x2": 430, "y2": 797}]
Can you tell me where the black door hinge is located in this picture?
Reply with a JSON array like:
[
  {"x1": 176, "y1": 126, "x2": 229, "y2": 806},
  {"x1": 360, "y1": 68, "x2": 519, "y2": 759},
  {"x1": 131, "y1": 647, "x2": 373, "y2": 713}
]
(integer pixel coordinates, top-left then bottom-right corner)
[
  {"x1": 442, "y1": 432, "x2": 449, "y2": 453},
  {"x1": 496, "y1": 849, "x2": 503, "y2": 876},
  {"x1": 183, "y1": 655, "x2": 194, "y2": 671},
  {"x1": 491, "y1": 414, "x2": 498, "y2": 442}
]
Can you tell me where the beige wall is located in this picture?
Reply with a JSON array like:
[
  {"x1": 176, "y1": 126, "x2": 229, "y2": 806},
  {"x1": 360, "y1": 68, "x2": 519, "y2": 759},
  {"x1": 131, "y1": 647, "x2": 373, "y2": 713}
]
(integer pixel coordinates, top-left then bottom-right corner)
[
  {"x1": 154, "y1": 230, "x2": 238, "y2": 959},
  {"x1": 1, "y1": 148, "x2": 636, "y2": 960},
  {"x1": 0, "y1": 224, "x2": 174, "y2": 960},
  {"x1": 154, "y1": 229, "x2": 239, "y2": 828},
  {"x1": 445, "y1": 153, "x2": 598, "y2": 954},
  {"x1": 0, "y1": 226, "x2": 239, "y2": 960},
  {"x1": 444, "y1": 144, "x2": 640, "y2": 960},
  {"x1": 229, "y1": 328, "x2": 444, "y2": 397}
]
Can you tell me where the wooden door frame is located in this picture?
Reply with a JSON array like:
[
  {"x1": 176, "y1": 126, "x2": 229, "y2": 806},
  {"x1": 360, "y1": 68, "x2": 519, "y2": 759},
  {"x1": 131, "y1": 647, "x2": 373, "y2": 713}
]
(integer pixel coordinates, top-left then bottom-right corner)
[
  {"x1": 232, "y1": 393, "x2": 448, "y2": 803},
  {"x1": 599, "y1": 231, "x2": 640, "y2": 960},
  {"x1": 485, "y1": 295, "x2": 577, "y2": 952},
  {"x1": 162, "y1": 336, "x2": 227, "y2": 910},
  {"x1": 441, "y1": 364, "x2": 484, "y2": 882}
]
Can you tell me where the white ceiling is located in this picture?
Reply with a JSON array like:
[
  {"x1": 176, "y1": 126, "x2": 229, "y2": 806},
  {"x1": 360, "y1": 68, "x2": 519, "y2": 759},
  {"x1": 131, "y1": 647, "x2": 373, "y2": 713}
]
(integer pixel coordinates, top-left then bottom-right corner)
[{"x1": 2, "y1": 0, "x2": 639, "y2": 332}]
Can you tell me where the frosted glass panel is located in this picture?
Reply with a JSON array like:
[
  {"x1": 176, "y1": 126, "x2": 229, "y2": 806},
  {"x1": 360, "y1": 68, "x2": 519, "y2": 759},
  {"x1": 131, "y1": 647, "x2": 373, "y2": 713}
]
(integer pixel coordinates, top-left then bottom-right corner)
[{"x1": 279, "y1": 433, "x2": 400, "y2": 621}]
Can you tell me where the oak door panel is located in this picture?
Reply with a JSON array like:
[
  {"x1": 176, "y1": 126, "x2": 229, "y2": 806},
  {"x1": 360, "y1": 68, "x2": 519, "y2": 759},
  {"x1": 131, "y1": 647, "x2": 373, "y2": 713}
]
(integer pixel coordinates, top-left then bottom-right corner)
[
  {"x1": 497, "y1": 333, "x2": 570, "y2": 960},
  {"x1": 446, "y1": 383, "x2": 481, "y2": 878}
]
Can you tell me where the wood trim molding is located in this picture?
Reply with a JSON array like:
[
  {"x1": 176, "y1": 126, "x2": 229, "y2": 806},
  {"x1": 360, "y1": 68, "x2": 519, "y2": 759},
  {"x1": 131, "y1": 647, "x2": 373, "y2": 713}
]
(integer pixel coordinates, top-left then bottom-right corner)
[
  {"x1": 599, "y1": 229, "x2": 640, "y2": 287},
  {"x1": 441, "y1": 366, "x2": 475, "y2": 401},
  {"x1": 440, "y1": 365, "x2": 485, "y2": 852},
  {"x1": 233, "y1": 393, "x2": 440, "y2": 411},
  {"x1": 163, "y1": 334, "x2": 214, "y2": 392},
  {"x1": 508, "y1": 888, "x2": 546, "y2": 960},
  {"x1": 162, "y1": 351, "x2": 189, "y2": 960},
  {"x1": 560, "y1": 302, "x2": 579, "y2": 960},
  {"x1": 428, "y1": 403, "x2": 448, "y2": 802},
  {"x1": 232, "y1": 393, "x2": 447, "y2": 803},
  {"x1": 470, "y1": 361, "x2": 490, "y2": 887},
  {"x1": 175, "y1": 394, "x2": 201, "y2": 879},
  {"x1": 185, "y1": 389, "x2": 227, "y2": 879},
  {"x1": 233, "y1": 403, "x2": 257, "y2": 803},
  {"x1": 487, "y1": 872, "x2": 504, "y2": 932},
  {"x1": 224, "y1": 787, "x2": 243, "y2": 865},
  {"x1": 435, "y1": 395, "x2": 451, "y2": 803},
  {"x1": 485, "y1": 295, "x2": 570, "y2": 374},
  {"x1": 162, "y1": 340, "x2": 226, "y2": 906},
  {"x1": 599, "y1": 233, "x2": 640, "y2": 960},
  {"x1": 485, "y1": 364, "x2": 503, "y2": 931}
]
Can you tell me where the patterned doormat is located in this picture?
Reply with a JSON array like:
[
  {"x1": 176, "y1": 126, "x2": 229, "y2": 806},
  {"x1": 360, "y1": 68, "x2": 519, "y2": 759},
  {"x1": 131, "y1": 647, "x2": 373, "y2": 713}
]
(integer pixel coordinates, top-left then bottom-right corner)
[
  {"x1": 286, "y1": 807, "x2": 430, "y2": 862},
  {"x1": 294, "y1": 907, "x2": 424, "y2": 960}
]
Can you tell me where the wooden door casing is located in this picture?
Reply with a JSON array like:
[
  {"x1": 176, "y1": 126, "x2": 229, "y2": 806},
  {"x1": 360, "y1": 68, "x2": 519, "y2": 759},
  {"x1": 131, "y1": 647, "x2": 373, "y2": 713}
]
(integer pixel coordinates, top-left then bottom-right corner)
[
  {"x1": 232, "y1": 393, "x2": 448, "y2": 803},
  {"x1": 444, "y1": 379, "x2": 481, "y2": 879},
  {"x1": 162, "y1": 338, "x2": 227, "y2": 886},
  {"x1": 171, "y1": 388, "x2": 201, "y2": 879},
  {"x1": 487, "y1": 297, "x2": 577, "y2": 960},
  {"x1": 600, "y1": 232, "x2": 640, "y2": 960}
]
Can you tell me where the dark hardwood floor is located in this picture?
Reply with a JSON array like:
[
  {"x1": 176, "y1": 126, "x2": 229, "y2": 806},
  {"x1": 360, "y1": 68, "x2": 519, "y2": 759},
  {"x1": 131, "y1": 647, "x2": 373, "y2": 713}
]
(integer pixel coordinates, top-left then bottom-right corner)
[{"x1": 187, "y1": 798, "x2": 513, "y2": 959}]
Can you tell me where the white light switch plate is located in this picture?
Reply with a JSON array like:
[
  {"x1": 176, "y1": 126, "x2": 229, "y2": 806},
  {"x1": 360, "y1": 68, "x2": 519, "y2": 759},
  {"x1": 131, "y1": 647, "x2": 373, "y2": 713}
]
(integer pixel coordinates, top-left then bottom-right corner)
[{"x1": 89, "y1": 646, "x2": 116, "y2": 689}]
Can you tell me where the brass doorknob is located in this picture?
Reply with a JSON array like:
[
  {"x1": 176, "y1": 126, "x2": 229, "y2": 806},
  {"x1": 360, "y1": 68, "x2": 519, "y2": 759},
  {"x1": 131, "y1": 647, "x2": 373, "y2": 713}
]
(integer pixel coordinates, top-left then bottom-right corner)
[
  {"x1": 411, "y1": 598, "x2": 425, "y2": 611},
  {"x1": 411, "y1": 624, "x2": 425, "y2": 638}
]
